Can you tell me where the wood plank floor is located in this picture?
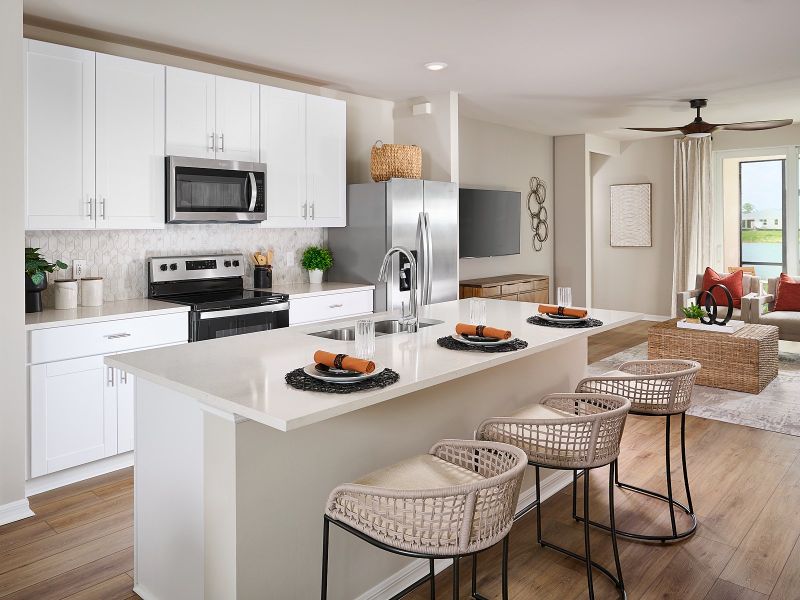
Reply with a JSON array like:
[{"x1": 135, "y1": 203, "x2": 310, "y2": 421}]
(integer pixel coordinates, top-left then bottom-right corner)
[{"x1": 2, "y1": 321, "x2": 799, "y2": 599}]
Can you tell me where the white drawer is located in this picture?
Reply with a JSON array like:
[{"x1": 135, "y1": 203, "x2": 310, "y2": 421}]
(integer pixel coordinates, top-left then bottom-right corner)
[
  {"x1": 28, "y1": 312, "x2": 188, "y2": 364},
  {"x1": 289, "y1": 290, "x2": 373, "y2": 326}
]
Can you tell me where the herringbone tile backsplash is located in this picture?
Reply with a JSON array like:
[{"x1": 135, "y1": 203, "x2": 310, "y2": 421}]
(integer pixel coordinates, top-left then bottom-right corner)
[{"x1": 26, "y1": 225, "x2": 324, "y2": 303}]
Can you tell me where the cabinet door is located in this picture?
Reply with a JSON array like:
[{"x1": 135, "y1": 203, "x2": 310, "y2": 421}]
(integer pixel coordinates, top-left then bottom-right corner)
[
  {"x1": 117, "y1": 369, "x2": 135, "y2": 454},
  {"x1": 165, "y1": 66, "x2": 215, "y2": 159},
  {"x1": 29, "y1": 356, "x2": 117, "y2": 478},
  {"x1": 215, "y1": 75, "x2": 259, "y2": 162},
  {"x1": 260, "y1": 86, "x2": 308, "y2": 227},
  {"x1": 306, "y1": 95, "x2": 346, "y2": 227},
  {"x1": 25, "y1": 40, "x2": 95, "y2": 230},
  {"x1": 95, "y1": 53, "x2": 165, "y2": 229}
]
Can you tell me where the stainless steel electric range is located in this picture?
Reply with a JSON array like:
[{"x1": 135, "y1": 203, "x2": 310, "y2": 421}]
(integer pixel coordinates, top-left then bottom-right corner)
[{"x1": 148, "y1": 254, "x2": 289, "y2": 342}]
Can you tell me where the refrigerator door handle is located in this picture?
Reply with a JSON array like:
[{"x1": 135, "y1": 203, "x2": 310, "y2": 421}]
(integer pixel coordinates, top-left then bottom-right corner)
[
  {"x1": 423, "y1": 212, "x2": 433, "y2": 305},
  {"x1": 416, "y1": 212, "x2": 426, "y2": 305}
]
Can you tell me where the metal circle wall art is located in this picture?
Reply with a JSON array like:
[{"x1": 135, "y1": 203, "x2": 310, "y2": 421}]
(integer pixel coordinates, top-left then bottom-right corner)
[
  {"x1": 696, "y1": 284, "x2": 734, "y2": 326},
  {"x1": 527, "y1": 176, "x2": 548, "y2": 252}
]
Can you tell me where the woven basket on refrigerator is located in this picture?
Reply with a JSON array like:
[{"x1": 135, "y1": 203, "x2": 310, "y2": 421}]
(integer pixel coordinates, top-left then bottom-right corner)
[{"x1": 370, "y1": 141, "x2": 422, "y2": 182}]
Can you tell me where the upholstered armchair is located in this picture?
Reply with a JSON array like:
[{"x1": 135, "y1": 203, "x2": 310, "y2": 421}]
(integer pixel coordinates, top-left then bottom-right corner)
[
  {"x1": 744, "y1": 275, "x2": 800, "y2": 341},
  {"x1": 675, "y1": 273, "x2": 760, "y2": 321}
]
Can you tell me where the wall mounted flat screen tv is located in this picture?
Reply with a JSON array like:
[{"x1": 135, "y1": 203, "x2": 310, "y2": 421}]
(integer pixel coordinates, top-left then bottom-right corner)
[{"x1": 459, "y1": 188, "x2": 521, "y2": 258}]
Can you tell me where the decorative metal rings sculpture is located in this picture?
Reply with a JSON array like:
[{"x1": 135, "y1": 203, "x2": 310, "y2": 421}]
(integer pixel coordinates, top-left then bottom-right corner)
[
  {"x1": 696, "y1": 284, "x2": 734, "y2": 326},
  {"x1": 527, "y1": 176, "x2": 548, "y2": 252}
]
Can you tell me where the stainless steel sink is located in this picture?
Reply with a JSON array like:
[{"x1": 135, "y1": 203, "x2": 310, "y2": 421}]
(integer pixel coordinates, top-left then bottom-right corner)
[{"x1": 308, "y1": 318, "x2": 443, "y2": 339}]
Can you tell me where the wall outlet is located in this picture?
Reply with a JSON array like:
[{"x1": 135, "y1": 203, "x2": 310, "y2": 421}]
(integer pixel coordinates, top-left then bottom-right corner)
[{"x1": 72, "y1": 259, "x2": 87, "y2": 279}]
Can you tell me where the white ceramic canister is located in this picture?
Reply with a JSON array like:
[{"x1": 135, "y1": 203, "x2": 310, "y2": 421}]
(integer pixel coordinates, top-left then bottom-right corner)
[
  {"x1": 80, "y1": 277, "x2": 104, "y2": 306},
  {"x1": 54, "y1": 279, "x2": 78, "y2": 310}
]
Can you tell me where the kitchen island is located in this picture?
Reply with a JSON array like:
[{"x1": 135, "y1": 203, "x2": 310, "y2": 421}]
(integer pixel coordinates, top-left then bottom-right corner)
[{"x1": 106, "y1": 299, "x2": 640, "y2": 600}]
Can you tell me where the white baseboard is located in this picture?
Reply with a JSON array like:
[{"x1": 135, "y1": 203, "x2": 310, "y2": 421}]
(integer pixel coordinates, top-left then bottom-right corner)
[
  {"x1": 354, "y1": 469, "x2": 574, "y2": 600},
  {"x1": 25, "y1": 452, "x2": 134, "y2": 497},
  {"x1": 642, "y1": 314, "x2": 670, "y2": 321},
  {"x1": 0, "y1": 498, "x2": 35, "y2": 527},
  {"x1": 132, "y1": 584, "x2": 157, "y2": 600}
]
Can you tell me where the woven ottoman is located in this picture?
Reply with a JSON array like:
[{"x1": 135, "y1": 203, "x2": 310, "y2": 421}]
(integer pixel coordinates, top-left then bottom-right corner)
[{"x1": 648, "y1": 319, "x2": 779, "y2": 394}]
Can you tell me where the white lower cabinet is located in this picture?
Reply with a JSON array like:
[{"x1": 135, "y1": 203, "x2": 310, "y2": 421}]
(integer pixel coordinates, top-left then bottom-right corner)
[
  {"x1": 28, "y1": 312, "x2": 188, "y2": 479},
  {"x1": 29, "y1": 355, "x2": 117, "y2": 478},
  {"x1": 289, "y1": 289, "x2": 373, "y2": 326}
]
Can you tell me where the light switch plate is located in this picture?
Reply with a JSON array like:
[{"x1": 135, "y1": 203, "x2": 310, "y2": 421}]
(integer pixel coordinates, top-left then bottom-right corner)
[{"x1": 72, "y1": 259, "x2": 87, "y2": 279}]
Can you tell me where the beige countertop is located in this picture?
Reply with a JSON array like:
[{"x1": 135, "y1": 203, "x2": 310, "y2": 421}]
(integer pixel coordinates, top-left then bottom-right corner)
[{"x1": 25, "y1": 299, "x2": 190, "y2": 331}]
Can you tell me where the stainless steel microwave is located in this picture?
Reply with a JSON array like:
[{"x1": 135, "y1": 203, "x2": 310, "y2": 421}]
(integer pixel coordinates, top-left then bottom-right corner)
[{"x1": 166, "y1": 156, "x2": 267, "y2": 223}]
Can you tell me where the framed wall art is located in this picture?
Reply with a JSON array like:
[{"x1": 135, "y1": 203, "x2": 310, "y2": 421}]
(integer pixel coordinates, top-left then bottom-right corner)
[{"x1": 610, "y1": 183, "x2": 652, "y2": 247}]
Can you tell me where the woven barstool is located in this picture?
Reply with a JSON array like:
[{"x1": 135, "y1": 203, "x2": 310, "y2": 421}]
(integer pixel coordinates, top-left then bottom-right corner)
[
  {"x1": 477, "y1": 393, "x2": 631, "y2": 600},
  {"x1": 575, "y1": 359, "x2": 701, "y2": 543},
  {"x1": 321, "y1": 439, "x2": 527, "y2": 600}
]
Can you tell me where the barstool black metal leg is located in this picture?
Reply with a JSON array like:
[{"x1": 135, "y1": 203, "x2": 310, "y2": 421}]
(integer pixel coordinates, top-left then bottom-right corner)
[
  {"x1": 471, "y1": 553, "x2": 478, "y2": 599},
  {"x1": 680, "y1": 412, "x2": 694, "y2": 514},
  {"x1": 583, "y1": 468, "x2": 595, "y2": 600},
  {"x1": 572, "y1": 470, "x2": 579, "y2": 521},
  {"x1": 502, "y1": 535, "x2": 510, "y2": 600},
  {"x1": 321, "y1": 517, "x2": 330, "y2": 600},
  {"x1": 452, "y1": 556, "x2": 460, "y2": 600},
  {"x1": 664, "y1": 414, "x2": 678, "y2": 538},
  {"x1": 608, "y1": 462, "x2": 624, "y2": 593},
  {"x1": 535, "y1": 466, "x2": 543, "y2": 545},
  {"x1": 429, "y1": 559, "x2": 436, "y2": 600}
]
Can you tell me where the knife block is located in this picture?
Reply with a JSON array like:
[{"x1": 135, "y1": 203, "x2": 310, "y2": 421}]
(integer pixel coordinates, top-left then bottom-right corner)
[{"x1": 254, "y1": 266, "x2": 272, "y2": 289}]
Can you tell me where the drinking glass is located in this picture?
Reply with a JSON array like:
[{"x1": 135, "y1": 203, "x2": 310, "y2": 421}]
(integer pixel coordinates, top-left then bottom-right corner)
[
  {"x1": 469, "y1": 298, "x2": 487, "y2": 325},
  {"x1": 355, "y1": 319, "x2": 375, "y2": 359},
  {"x1": 557, "y1": 287, "x2": 573, "y2": 307}
]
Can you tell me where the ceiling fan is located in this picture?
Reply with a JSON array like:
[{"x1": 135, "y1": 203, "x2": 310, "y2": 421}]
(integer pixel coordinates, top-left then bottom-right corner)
[{"x1": 626, "y1": 99, "x2": 793, "y2": 138}]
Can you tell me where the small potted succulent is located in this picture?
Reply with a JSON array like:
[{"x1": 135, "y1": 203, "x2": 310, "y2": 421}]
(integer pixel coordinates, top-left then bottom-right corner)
[
  {"x1": 681, "y1": 304, "x2": 707, "y2": 324},
  {"x1": 25, "y1": 247, "x2": 67, "y2": 313},
  {"x1": 300, "y1": 246, "x2": 333, "y2": 284}
]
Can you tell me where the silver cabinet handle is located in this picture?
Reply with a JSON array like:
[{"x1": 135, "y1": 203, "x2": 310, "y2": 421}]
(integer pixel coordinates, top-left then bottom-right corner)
[
  {"x1": 309, "y1": 203, "x2": 315, "y2": 220},
  {"x1": 99, "y1": 197, "x2": 106, "y2": 220},
  {"x1": 119, "y1": 370, "x2": 128, "y2": 384},
  {"x1": 86, "y1": 197, "x2": 93, "y2": 218},
  {"x1": 301, "y1": 203, "x2": 307, "y2": 218},
  {"x1": 107, "y1": 366, "x2": 115, "y2": 387},
  {"x1": 219, "y1": 133, "x2": 225, "y2": 152},
  {"x1": 248, "y1": 172, "x2": 257, "y2": 211},
  {"x1": 328, "y1": 303, "x2": 343, "y2": 308},
  {"x1": 209, "y1": 133, "x2": 216, "y2": 151},
  {"x1": 104, "y1": 332, "x2": 131, "y2": 339}
]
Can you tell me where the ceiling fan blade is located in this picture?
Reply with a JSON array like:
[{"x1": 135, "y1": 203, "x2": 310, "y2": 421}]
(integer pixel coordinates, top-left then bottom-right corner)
[
  {"x1": 717, "y1": 119, "x2": 793, "y2": 131},
  {"x1": 625, "y1": 127, "x2": 684, "y2": 132}
]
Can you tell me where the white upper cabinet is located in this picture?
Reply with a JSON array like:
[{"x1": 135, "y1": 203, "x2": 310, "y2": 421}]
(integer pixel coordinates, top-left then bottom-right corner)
[
  {"x1": 306, "y1": 95, "x2": 346, "y2": 227},
  {"x1": 25, "y1": 40, "x2": 96, "y2": 230},
  {"x1": 95, "y1": 53, "x2": 165, "y2": 229},
  {"x1": 260, "y1": 88, "x2": 346, "y2": 228},
  {"x1": 215, "y1": 76, "x2": 260, "y2": 162},
  {"x1": 165, "y1": 67, "x2": 215, "y2": 159},
  {"x1": 166, "y1": 68, "x2": 259, "y2": 162},
  {"x1": 261, "y1": 86, "x2": 308, "y2": 227}
]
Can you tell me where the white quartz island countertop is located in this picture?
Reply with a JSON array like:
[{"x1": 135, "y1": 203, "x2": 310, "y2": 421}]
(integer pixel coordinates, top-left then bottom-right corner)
[{"x1": 106, "y1": 299, "x2": 641, "y2": 432}]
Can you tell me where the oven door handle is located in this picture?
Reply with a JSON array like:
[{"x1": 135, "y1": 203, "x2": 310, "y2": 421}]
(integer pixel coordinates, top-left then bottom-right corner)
[
  {"x1": 248, "y1": 172, "x2": 257, "y2": 212},
  {"x1": 198, "y1": 302, "x2": 289, "y2": 319}
]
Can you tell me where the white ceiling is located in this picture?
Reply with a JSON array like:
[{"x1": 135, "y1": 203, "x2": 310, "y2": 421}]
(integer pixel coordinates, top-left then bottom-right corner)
[{"x1": 23, "y1": 0, "x2": 800, "y2": 138}]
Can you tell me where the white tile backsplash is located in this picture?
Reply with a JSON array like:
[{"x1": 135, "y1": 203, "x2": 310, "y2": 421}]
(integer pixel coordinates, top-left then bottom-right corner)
[{"x1": 26, "y1": 225, "x2": 324, "y2": 303}]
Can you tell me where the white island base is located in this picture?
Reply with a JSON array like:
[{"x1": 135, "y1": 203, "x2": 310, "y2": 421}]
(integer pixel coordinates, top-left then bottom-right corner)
[{"x1": 109, "y1": 301, "x2": 639, "y2": 600}]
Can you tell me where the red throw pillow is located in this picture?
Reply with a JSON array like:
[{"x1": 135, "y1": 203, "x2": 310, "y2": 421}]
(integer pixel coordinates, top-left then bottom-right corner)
[
  {"x1": 774, "y1": 273, "x2": 800, "y2": 311},
  {"x1": 701, "y1": 267, "x2": 743, "y2": 309}
]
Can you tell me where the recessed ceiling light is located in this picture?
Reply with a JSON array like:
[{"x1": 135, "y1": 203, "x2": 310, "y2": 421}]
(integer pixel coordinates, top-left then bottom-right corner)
[{"x1": 424, "y1": 62, "x2": 448, "y2": 71}]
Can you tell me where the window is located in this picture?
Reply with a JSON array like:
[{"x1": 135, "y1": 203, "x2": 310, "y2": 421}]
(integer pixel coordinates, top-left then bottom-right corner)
[{"x1": 739, "y1": 159, "x2": 785, "y2": 279}]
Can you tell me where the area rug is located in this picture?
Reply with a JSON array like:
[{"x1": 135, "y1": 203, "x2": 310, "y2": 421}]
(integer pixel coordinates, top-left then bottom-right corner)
[{"x1": 588, "y1": 342, "x2": 800, "y2": 437}]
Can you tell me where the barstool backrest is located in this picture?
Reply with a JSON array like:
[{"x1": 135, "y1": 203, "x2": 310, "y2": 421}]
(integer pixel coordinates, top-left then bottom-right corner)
[
  {"x1": 325, "y1": 439, "x2": 527, "y2": 556},
  {"x1": 477, "y1": 393, "x2": 631, "y2": 470},
  {"x1": 578, "y1": 359, "x2": 700, "y2": 415}
]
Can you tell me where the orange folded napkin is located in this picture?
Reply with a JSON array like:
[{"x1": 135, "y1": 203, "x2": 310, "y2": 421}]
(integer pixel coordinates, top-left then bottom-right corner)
[
  {"x1": 455, "y1": 323, "x2": 512, "y2": 340},
  {"x1": 314, "y1": 350, "x2": 375, "y2": 374},
  {"x1": 538, "y1": 304, "x2": 588, "y2": 318}
]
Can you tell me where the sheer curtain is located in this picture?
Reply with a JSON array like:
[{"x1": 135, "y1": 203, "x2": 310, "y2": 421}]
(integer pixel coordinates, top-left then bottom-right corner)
[{"x1": 672, "y1": 137, "x2": 713, "y2": 315}]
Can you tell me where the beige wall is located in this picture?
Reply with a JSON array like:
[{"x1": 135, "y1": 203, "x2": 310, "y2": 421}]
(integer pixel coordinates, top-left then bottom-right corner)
[
  {"x1": 591, "y1": 137, "x2": 675, "y2": 316},
  {"x1": 0, "y1": 0, "x2": 29, "y2": 519},
  {"x1": 24, "y1": 24, "x2": 394, "y2": 186},
  {"x1": 458, "y1": 117, "x2": 554, "y2": 287}
]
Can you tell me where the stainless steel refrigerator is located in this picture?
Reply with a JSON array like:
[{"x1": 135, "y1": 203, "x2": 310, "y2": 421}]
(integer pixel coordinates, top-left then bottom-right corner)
[{"x1": 328, "y1": 179, "x2": 459, "y2": 312}]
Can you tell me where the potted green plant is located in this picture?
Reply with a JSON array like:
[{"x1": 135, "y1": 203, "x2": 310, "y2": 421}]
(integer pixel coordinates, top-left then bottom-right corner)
[
  {"x1": 25, "y1": 247, "x2": 67, "y2": 313},
  {"x1": 300, "y1": 246, "x2": 333, "y2": 284},
  {"x1": 681, "y1": 304, "x2": 707, "y2": 325}
]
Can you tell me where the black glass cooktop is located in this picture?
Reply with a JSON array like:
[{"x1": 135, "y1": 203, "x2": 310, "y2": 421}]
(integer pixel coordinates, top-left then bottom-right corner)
[{"x1": 164, "y1": 289, "x2": 288, "y2": 311}]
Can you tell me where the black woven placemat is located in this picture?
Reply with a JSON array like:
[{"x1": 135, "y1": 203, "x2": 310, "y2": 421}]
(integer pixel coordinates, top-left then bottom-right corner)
[
  {"x1": 436, "y1": 336, "x2": 528, "y2": 353},
  {"x1": 285, "y1": 368, "x2": 399, "y2": 394},
  {"x1": 526, "y1": 315, "x2": 604, "y2": 328}
]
